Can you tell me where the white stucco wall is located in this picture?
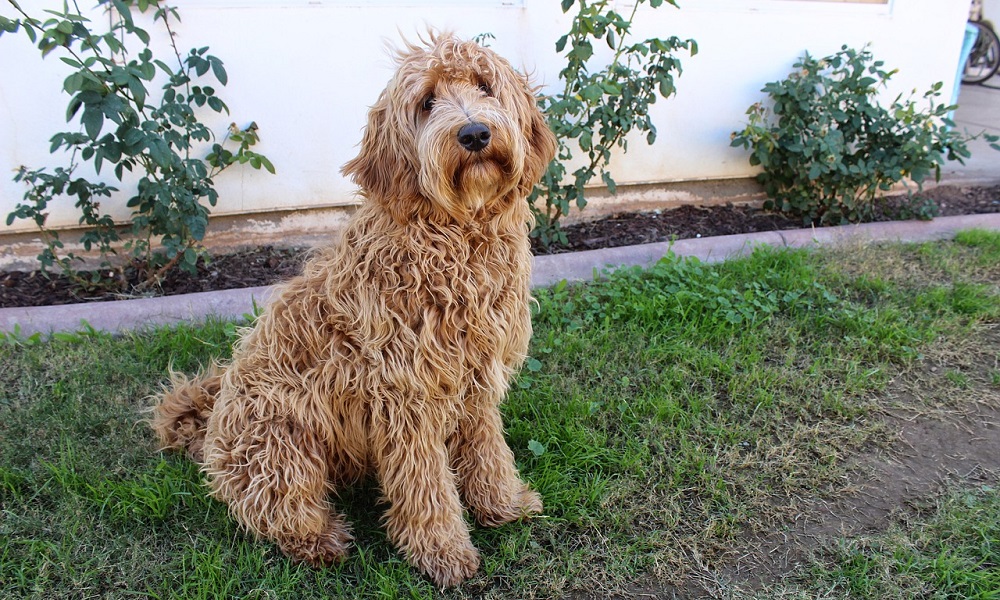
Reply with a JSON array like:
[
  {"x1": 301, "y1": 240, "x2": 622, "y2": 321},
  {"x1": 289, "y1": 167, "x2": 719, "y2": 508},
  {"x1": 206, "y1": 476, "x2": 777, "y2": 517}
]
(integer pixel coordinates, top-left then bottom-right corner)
[
  {"x1": 0, "y1": 0, "x2": 970, "y2": 233},
  {"x1": 984, "y1": 0, "x2": 1000, "y2": 22}
]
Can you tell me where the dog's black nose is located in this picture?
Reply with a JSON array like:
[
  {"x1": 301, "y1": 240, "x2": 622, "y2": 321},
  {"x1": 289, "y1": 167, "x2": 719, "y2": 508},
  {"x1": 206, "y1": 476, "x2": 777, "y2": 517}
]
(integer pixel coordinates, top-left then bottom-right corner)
[{"x1": 457, "y1": 122, "x2": 491, "y2": 152}]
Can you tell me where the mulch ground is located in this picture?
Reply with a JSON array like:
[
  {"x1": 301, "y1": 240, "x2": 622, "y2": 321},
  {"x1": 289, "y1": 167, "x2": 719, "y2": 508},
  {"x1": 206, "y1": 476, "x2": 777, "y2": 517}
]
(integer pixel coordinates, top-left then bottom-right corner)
[{"x1": 2, "y1": 184, "x2": 998, "y2": 309}]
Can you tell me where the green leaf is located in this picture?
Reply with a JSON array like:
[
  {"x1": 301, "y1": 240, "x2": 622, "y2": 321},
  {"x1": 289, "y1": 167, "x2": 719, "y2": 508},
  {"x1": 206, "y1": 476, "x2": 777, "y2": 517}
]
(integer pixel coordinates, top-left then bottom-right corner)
[
  {"x1": 193, "y1": 55, "x2": 210, "y2": 77},
  {"x1": 147, "y1": 138, "x2": 173, "y2": 168},
  {"x1": 129, "y1": 78, "x2": 147, "y2": 109},
  {"x1": 571, "y1": 40, "x2": 593, "y2": 62},
  {"x1": 209, "y1": 56, "x2": 228, "y2": 85},
  {"x1": 63, "y1": 72, "x2": 83, "y2": 95},
  {"x1": 153, "y1": 59, "x2": 174, "y2": 76},
  {"x1": 602, "y1": 171, "x2": 617, "y2": 194},
  {"x1": 527, "y1": 440, "x2": 547, "y2": 457},
  {"x1": 580, "y1": 84, "x2": 603, "y2": 102},
  {"x1": 561, "y1": 0, "x2": 575, "y2": 12},
  {"x1": 658, "y1": 77, "x2": 675, "y2": 97},
  {"x1": 122, "y1": 128, "x2": 146, "y2": 148},
  {"x1": 182, "y1": 245, "x2": 198, "y2": 267},
  {"x1": 139, "y1": 61, "x2": 156, "y2": 81},
  {"x1": 525, "y1": 357, "x2": 542, "y2": 372},
  {"x1": 555, "y1": 34, "x2": 568, "y2": 53},
  {"x1": 66, "y1": 96, "x2": 83, "y2": 121},
  {"x1": 207, "y1": 96, "x2": 225, "y2": 113},
  {"x1": 82, "y1": 105, "x2": 104, "y2": 140},
  {"x1": 186, "y1": 217, "x2": 206, "y2": 241}
]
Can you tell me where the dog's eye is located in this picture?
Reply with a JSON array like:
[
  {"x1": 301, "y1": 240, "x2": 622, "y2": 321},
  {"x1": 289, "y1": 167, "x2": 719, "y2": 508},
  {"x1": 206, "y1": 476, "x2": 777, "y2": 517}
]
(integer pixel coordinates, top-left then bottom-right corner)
[
  {"x1": 421, "y1": 95, "x2": 435, "y2": 111},
  {"x1": 478, "y1": 82, "x2": 493, "y2": 97}
]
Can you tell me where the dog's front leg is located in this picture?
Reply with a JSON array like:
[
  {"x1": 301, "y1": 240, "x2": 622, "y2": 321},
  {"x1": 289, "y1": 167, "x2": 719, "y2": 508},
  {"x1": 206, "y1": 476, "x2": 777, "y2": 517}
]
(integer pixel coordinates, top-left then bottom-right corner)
[
  {"x1": 372, "y1": 397, "x2": 479, "y2": 587},
  {"x1": 450, "y1": 394, "x2": 543, "y2": 527}
]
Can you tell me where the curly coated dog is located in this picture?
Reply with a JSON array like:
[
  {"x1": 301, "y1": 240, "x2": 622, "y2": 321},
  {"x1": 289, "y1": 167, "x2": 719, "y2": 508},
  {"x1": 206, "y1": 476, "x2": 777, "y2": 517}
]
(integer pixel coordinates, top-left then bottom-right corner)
[{"x1": 151, "y1": 32, "x2": 557, "y2": 587}]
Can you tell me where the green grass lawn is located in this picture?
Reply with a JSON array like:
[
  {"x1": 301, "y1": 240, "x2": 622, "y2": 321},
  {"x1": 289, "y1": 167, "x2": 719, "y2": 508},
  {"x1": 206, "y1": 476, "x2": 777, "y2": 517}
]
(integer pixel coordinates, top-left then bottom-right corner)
[{"x1": 2, "y1": 230, "x2": 999, "y2": 599}]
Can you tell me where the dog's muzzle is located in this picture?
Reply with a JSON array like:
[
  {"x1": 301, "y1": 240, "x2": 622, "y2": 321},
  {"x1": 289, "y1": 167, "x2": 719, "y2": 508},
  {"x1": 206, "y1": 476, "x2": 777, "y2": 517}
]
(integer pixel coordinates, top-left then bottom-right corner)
[{"x1": 457, "y1": 122, "x2": 491, "y2": 153}]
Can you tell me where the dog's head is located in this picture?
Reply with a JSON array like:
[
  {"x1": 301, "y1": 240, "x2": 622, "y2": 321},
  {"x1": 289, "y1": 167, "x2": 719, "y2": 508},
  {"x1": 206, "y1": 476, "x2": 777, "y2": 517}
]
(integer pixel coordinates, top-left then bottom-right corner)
[{"x1": 342, "y1": 32, "x2": 556, "y2": 224}]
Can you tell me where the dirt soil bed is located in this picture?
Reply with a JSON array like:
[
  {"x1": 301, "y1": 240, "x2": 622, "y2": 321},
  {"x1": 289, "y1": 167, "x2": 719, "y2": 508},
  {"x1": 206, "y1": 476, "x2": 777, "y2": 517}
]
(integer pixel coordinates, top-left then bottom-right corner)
[{"x1": 2, "y1": 184, "x2": 999, "y2": 309}]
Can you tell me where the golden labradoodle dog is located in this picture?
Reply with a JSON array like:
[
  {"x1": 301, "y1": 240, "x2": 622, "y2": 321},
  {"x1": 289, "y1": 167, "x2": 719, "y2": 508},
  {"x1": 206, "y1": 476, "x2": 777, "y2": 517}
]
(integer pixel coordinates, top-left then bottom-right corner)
[{"x1": 151, "y1": 32, "x2": 556, "y2": 587}]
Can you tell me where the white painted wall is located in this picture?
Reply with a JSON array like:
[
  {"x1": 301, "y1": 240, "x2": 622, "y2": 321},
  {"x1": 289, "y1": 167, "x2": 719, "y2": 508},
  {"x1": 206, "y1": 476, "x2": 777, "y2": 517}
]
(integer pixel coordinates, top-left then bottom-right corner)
[
  {"x1": 0, "y1": 0, "x2": 970, "y2": 233},
  {"x1": 984, "y1": 0, "x2": 1000, "y2": 23}
]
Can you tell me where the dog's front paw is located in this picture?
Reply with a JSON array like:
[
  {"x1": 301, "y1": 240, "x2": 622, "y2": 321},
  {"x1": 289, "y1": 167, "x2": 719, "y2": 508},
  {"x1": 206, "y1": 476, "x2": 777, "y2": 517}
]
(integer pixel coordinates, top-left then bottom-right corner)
[
  {"x1": 474, "y1": 485, "x2": 543, "y2": 528},
  {"x1": 277, "y1": 522, "x2": 353, "y2": 567},
  {"x1": 412, "y1": 539, "x2": 481, "y2": 588}
]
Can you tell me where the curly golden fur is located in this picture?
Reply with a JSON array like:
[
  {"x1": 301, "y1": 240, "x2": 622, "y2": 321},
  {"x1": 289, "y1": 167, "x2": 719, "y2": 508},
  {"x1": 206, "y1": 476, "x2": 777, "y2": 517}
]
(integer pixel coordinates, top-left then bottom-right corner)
[{"x1": 150, "y1": 32, "x2": 556, "y2": 587}]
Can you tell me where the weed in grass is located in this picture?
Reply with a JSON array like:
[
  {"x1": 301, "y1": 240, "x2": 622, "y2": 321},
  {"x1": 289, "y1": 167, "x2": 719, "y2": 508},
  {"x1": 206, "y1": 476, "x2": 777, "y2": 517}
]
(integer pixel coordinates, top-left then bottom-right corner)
[
  {"x1": 0, "y1": 324, "x2": 44, "y2": 347},
  {"x1": 945, "y1": 370, "x2": 971, "y2": 390},
  {"x1": 0, "y1": 465, "x2": 27, "y2": 500}
]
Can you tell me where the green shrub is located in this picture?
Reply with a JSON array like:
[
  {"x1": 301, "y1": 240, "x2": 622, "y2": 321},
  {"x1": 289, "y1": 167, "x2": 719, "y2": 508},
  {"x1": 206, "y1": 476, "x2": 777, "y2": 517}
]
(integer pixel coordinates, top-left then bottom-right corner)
[
  {"x1": 1, "y1": 0, "x2": 273, "y2": 290},
  {"x1": 731, "y1": 45, "x2": 971, "y2": 226},
  {"x1": 530, "y1": 0, "x2": 696, "y2": 247}
]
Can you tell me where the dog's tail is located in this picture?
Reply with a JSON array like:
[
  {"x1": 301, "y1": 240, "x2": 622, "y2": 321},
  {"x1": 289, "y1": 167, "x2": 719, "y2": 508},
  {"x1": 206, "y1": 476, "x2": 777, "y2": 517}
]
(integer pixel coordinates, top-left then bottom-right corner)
[{"x1": 150, "y1": 364, "x2": 224, "y2": 463}]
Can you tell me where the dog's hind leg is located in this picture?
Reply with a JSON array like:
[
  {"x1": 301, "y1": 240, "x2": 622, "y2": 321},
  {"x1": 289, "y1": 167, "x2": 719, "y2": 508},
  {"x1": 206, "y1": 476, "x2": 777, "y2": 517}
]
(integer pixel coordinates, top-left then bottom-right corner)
[
  {"x1": 371, "y1": 395, "x2": 480, "y2": 587},
  {"x1": 203, "y1": 409, "x2": 353, "y2": 566},
  {"x1": 450, "y1": 394, "x2": 543, "y2": 527}
]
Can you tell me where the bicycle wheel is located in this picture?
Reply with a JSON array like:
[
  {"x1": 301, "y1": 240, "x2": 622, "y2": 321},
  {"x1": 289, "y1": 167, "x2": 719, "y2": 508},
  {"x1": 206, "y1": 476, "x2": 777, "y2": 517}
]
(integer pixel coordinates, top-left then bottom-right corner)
[{"x1": 963, "y1": 21, "x2": 1000, "y2": 84}]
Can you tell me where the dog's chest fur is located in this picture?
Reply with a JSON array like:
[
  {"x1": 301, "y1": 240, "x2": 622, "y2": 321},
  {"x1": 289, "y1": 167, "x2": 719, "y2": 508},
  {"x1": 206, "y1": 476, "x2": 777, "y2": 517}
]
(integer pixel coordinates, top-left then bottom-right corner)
[
  {"x1": 364, "y1": 217, "x2": 530, "y2": 375},
  {"x1": 285, "y1": 206, "x2": 534, "y2": 400}
]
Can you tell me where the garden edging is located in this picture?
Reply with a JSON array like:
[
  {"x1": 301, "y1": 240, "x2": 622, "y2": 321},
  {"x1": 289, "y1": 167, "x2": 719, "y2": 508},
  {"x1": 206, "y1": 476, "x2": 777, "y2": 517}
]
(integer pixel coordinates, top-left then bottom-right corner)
[{"x1": 3, "y1": 212, "x2": 999, "y2": 337}]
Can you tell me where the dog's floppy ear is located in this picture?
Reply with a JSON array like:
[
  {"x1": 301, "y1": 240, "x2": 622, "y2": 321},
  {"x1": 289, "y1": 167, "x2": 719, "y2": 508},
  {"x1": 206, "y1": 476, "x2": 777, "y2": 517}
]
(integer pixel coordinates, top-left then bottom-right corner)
[
  {"x1": 517, "y1": 91, "x2": 557, "y2": 197},
  {"x1": 341, "y1": 91, "x2": 421, "y2": 220}
]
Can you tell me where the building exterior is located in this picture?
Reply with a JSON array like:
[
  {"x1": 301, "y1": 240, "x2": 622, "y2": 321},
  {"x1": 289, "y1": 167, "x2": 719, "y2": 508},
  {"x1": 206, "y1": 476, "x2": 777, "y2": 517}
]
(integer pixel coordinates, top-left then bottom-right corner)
[{"x1": 0, "y1": 0, "x2": 971, "y2": 247}]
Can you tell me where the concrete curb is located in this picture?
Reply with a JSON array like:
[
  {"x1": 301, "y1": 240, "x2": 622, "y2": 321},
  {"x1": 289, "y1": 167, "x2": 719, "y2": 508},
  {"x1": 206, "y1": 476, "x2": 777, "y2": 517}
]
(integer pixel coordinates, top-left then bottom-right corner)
[
  {"x1": 532, "y1": 212, "x2": 1000, "y2": 284},
  {"x1": 3, "y1": 212, "x2": 999, "y2": 336}
]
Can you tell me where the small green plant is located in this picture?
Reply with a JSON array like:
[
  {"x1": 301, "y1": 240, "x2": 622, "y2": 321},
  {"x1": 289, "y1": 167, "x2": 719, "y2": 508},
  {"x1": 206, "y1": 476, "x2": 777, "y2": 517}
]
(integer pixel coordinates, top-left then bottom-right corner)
[
  {"x1": 530, "y1": 0, "x2": 696, "y2": 247},
  {"x1": 1, "y1": 0, "x2": 273, "y2": 291},
  {"x1": 731, "y1": 45, "x2": 971, "y2": 226},
  {"x1": 945, "y1": 369, "x2": 970, "y2": 389}
]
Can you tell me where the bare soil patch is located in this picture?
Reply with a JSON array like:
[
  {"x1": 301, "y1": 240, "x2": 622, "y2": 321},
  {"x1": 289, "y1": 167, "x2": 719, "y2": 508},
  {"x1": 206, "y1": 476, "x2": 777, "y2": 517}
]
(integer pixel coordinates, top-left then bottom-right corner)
[{"x1": 2, "y1": 184, "x2": 999, "y2": 309}]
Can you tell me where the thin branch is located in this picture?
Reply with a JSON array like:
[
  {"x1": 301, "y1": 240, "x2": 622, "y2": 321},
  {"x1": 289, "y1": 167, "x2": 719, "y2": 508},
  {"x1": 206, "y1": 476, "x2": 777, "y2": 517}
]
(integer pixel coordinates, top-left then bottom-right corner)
[{"x1": 135, "y1": 238, "x2": 195, "y2": 290}]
